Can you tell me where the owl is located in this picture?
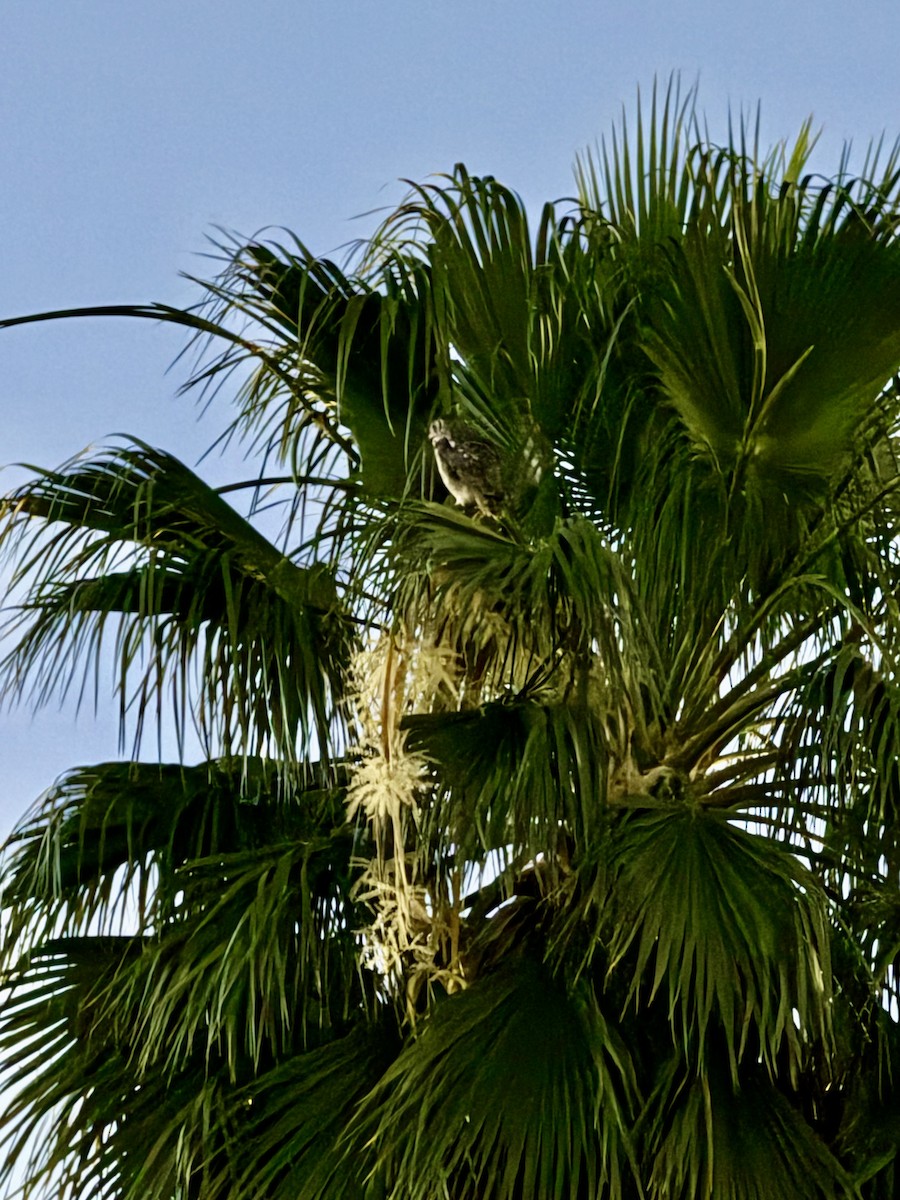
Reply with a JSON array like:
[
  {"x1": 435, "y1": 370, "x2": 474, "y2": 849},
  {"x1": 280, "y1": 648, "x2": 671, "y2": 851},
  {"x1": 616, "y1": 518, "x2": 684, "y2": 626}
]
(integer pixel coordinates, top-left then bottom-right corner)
[{"x1": 428, "y1": 420, "x2": 504, "y2": 516}]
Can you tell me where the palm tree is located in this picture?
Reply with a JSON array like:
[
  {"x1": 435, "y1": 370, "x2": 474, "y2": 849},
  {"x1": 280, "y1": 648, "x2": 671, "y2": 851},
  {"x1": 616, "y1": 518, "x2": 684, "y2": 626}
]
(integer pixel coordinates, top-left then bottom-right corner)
[{"x1": 3, "y1": 82, "x2": 900, "y2": 1198}]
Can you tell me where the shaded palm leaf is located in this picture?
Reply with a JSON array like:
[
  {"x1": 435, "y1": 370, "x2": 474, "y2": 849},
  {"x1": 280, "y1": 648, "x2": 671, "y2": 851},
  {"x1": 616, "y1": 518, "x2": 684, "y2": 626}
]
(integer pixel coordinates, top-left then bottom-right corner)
[
  {"x1": 601, "y1": 807, "x2": 831, "y2": 1082},
  {"x1": 643, "y1": 1056, "x2": 853, "y2": 1200},
  {"x1": 220, "y1": 1022, "x2": 400, "y2": 1200},
  {"x1": 353, "y1": 955, "x2": 640, "y2": 1200}
]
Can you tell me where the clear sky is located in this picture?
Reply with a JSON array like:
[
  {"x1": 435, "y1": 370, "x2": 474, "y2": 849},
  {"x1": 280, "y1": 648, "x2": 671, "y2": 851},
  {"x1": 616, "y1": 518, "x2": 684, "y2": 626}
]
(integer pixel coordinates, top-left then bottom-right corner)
[{"x1": 1, "y1": 0, "x2": 899, "y2": 840}]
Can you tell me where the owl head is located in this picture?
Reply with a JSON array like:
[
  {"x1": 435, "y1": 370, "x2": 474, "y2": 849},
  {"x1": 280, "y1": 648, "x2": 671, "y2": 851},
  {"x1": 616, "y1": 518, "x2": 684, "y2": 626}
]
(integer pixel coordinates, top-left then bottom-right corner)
[{"x1": 428, "y1": 419, "x2": 453, "y2": 445}]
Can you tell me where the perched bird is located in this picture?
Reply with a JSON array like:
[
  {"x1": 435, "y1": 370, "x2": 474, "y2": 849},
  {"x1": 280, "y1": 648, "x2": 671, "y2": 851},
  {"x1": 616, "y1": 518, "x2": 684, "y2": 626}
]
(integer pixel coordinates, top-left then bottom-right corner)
[{"x1": 428, "y1": 419, "x2": 504, "y2": 516}]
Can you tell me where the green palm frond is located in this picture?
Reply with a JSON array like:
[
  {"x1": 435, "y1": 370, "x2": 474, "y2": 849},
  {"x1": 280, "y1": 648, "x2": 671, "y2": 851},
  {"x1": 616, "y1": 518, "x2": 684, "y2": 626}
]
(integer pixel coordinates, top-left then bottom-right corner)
[
  {"x1": 598, "y1": 807, "x2": 831, "y2": 1082},
  {"x1": 377, "y1": 166, "x2": 538, "y2": 429},
  {"x1": 641, "y1": 187, "x2": 900, "y2": 488},
  {"x1": 643, "y1": 1056, "x2": 853, "y2": 1200},
  {"x1": 836, "y1": 1007, "x2": 900, "y2": 1193},
  {"x1": 1, "y1": 756, "x2": 364, "y2": 1044},
  {"x1": 405, "y1": 695, "x2": 608, "y2": 873},
  {"x1": 1, "y1": 758, "x2": 348, "y2": 941},
  {"x1": 0, "y1": 442, "x2": 352, "y2": 763},
  {"x1": 0, "y1": 786, "x2": 372, "y2": 1198},
  {"x1": 0, "y1": 936, "x2": 215, "y2": 1200},
  {"x1": 220, "y1": 1023, "x2": 400, "y2": 1200},
  {"x1": 190, "y1": 235, "x2": 442, "y2": 499},
  {"x1": 353, "y1": 955, "x2": 640, "y2": 1200},
  {"x1": 574, "y1": 77, "x2": 708, "y2": 245},
  {"x1": 119, "y1": 834, "x2": 366, "y2": 1074},
  {"x1": 385, "y1": 502, "x2": 650, "y2": 697}
]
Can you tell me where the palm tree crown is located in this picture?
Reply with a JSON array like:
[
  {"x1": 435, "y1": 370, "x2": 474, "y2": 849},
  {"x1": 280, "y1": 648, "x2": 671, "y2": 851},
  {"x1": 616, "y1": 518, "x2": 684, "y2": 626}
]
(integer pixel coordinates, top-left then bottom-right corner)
[{"x1": 3, "y1": 84, "x2": 900, "y2": 1198}]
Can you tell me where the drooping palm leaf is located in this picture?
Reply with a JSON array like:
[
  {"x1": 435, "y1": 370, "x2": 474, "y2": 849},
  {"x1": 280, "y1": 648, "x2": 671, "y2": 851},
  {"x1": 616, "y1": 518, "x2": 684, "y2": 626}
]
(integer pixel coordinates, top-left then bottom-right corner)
[
  {"x1": 0, "y1": 442, "x2": 353, "y2": 764},
  {"x1": 218, "y1": 1022, "x2": 400, "y2": 1200},
  {"x1": 643, "y1": 1055, "x2": 853, "y2": 1200},
  {"x1": 598, "y1": 806, "x2": 831, "y2": 1082},
  {"x1": 353, "y1": 955, "x2": 640, "y2": 1200}
]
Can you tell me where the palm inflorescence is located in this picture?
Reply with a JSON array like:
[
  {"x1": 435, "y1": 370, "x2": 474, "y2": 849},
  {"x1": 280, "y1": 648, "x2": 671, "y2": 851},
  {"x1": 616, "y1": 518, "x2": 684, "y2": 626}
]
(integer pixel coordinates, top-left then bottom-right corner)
[{"x1": 3, "y1": 86, "x2": 900, "y2": 1199}]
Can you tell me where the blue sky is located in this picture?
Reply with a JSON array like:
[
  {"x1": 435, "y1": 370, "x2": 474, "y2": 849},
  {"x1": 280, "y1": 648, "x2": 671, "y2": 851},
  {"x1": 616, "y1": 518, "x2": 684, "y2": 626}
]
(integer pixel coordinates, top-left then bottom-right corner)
[{"x1": 1, "y1": 0, "x2": 899, "y2": 839}]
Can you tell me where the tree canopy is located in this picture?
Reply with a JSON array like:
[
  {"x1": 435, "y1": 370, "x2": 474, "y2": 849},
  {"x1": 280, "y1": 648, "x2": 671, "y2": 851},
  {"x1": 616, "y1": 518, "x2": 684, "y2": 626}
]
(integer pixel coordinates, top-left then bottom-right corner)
[{"x1": 3, "y1": 83, "x2": 900, "y2": 1198}]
